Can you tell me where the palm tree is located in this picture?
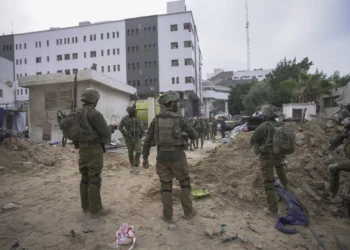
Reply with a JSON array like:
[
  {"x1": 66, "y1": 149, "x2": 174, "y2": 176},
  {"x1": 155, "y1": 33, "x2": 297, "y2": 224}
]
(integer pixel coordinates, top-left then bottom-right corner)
[
  {"x1": 282, "y1": 72, "x2": 333, "y2": 103},
  {"x1": 328, "y1": 73, "x2": 350, "y2": 88}
]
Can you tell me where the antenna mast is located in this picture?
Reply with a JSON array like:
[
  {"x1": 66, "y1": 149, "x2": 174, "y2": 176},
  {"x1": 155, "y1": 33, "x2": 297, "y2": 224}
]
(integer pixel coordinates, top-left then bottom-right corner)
[{"x1": 245, "y1": 0, "x2": 251, "y2": 71}]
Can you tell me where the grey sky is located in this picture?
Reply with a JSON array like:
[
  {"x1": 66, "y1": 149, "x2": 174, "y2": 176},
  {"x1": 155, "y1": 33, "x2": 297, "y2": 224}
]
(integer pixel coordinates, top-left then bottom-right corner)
[{"x1": 1, "y1": 0, "x2": 349, "y2": 77}]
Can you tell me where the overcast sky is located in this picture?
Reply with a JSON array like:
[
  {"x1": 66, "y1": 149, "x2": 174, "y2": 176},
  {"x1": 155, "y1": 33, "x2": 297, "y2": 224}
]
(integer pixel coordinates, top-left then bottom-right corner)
[{"x1": 1, "y1": 0, "x2": 349, "y2": 78}]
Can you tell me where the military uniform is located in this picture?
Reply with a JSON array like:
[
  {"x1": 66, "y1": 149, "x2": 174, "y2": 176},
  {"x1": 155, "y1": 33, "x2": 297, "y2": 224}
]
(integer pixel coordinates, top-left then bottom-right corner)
[
  {"x1": 77, "y1": 88, "x2": 117, "y2": 214},
  {"x1": 250, "y1": 105, "x2": 288, "y2": 214},
  {"x1": 189, "y1": 118, "x2": 196, "y2": 151},
  {"x1": 194, "y1": 118, "x2": 206, "y2": 149},
  {"x1": 328, "y1": 161, "x2": 350, "y2": 197},
  {"x1": 212, "y1": 120, "x2": 218, "y2": 140},
  {"x1": 220, "y1": 118, "x2": 226, "y2": 139},
  {"x1": 119, "y1": 106, "x2": 144, "y2": 170},
  {"x1": 142, "y1": 91, "x2": 198, "y2": 224}
]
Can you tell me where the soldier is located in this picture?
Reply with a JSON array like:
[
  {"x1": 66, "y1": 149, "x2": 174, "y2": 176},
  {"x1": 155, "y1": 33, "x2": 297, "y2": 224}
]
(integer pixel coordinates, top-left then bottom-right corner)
[
  {"x1": 194, "y1": 116, "x2": 206, "y2": 149},
  {"x1": 328, "y1": 162, "x2": 350, "y2": 198},
  {"x1": 219, "y1": 117, "x2": 226, "y2": 139},
  {"x1": 208, "y1": 118, "x2": 213, "y2": 140},
  {"x1": 189, "y1": 118, "x2": 196, "y2": 151},
  {"x1": 250, "y1": 104, "x2": 288, "y2": 215},
  {"x1": 142, "y1": 91, "x2": 198, "y2": 230},
  {"x1": 119, "y1": 105, "x2": 144, "y2": 173},
  {"x1": 77, "y1": 88, "x2": 118, "y2": 216},
  {"x1": 212, "y1": 118, "x2": 218, "y2": 140}
]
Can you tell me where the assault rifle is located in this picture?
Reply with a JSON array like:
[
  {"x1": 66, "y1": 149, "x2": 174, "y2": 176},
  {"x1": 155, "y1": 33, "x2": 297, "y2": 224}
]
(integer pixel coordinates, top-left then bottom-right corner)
[{"x1": 323, "y1": 123, "x2": 350, "y2": 155}]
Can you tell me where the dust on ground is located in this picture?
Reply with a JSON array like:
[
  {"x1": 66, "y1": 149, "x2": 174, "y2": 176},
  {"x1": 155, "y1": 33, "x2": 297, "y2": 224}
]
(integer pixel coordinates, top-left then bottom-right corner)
[{"x1": 0, "y1": 122, "x2": 350, "y2": 250}]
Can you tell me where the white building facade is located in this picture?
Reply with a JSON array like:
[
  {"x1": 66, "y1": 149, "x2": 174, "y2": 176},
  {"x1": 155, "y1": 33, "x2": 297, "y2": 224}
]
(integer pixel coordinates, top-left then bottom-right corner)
[{"x1": 0, "y1": 0, "x2": 202, "y2": 117}]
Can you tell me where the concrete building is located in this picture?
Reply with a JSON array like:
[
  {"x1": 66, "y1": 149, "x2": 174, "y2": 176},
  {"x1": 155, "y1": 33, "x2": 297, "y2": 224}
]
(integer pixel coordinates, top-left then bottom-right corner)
[
  {"x1": 201, "y1": 80, "x2": 229, "y2": 117},
  {"x1": 0, "y1": 57, "x2": 16, "y2": 109},
  {"x1": 283, "y1": 103, "x2": 316, "y2": 121},
  {"x1": 18, "y1": 69, "x2": 135, "y2": 143},
  {"x1": 0, "y1": 0, "x2": 202, "y2": 117}
]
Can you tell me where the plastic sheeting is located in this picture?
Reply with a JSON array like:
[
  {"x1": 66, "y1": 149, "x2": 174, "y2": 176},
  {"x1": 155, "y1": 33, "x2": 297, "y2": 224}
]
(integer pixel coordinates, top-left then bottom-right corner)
[{"x1": 12, "y1": 112, "x2": 26, "y2": 132}]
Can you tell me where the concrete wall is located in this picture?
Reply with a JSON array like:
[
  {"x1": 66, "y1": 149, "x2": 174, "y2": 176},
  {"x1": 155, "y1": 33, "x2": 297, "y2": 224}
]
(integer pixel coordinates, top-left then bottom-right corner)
[
  {"x1": 283, "y1": 103, "x2": 316, "y2": 121},
  {"x1": 0, "y1": 57, "x2": 15, "y2": 108},
  {"x1": 125, "y1": 16, "x2": 159, "y2": 97},
  {"x1": 28, "y1": 80, "x2": 129, "y2": 143},
  {"x1": 167, "y1": 0, "x2": 186, "y2": 14}
]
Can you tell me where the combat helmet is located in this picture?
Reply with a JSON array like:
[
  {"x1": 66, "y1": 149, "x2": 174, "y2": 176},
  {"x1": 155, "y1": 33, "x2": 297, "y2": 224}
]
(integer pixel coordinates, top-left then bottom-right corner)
[
  {"x1": 126, "y1": 105, "x2": 136, "y2": 113},
  {"x1": 261, "y1": 104, "x2": 277, "y2": 118},
  {"x1": 158, "y1": 91, "x2": 180, "y2": 105},
  {"x1": 80, "y1": 88, "x2": 100, "y2": 103}
]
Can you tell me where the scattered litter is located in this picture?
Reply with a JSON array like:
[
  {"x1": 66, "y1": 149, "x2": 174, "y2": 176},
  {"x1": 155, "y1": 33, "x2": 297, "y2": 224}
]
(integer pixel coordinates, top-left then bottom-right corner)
[
  {"x1": 205, "y1": 228, "x2": 214, "y2": 238},
  {"x1": 108, "y1": 223, "x2": 136, "y2": 250},
  {"x1": 70, "y1": 229, "x2": 76, "y2": 238},
  {"x1": 110, "y1": 139, "x2": 121, "y2": 146},
  {"x1": 49, "y1": 141, "x2": 60, "y2": 146},
  {"x1": 221, "y1": 235, "x2": 237, "y2": 243},
  {"x1": 254, "y1": 242, "x2": 262, "y2": 249},
  {"x1": 2, "y1": 202, "x2": 18, "y2": 210},
  {"x1": 83, "y1": 228, "x2": 94, "y2": 233},
  {"x1": 191, "y1": 188, "x2": 211, "y2": 198},
  {"x1": 10, "y1": 241, "x2": 20, "y2": 250}
]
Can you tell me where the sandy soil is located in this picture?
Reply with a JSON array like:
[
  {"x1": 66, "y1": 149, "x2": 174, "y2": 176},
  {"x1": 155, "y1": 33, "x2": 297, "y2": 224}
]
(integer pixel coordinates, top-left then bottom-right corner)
[{"x1": 0, "y1": 137, "x2": 350, "y2": 250}]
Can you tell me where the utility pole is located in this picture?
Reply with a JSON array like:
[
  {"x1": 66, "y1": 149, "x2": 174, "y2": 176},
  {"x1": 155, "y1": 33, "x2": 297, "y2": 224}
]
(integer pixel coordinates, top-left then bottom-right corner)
[{"x1": 245, "y1": 0, "x2": 251, "y2": 71}]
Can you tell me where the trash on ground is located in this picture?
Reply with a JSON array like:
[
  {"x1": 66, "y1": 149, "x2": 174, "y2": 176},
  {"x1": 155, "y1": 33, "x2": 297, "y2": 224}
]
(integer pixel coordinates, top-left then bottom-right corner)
[
  {"x1": 83, "y1": 228, "x2": 94, "y2": 233},
  {"x1": 108, "y1": 223, "x2": 136, "y2": 250},
  {"x1": 191, "y1": 188, "x2": 211, "y2": 198}
]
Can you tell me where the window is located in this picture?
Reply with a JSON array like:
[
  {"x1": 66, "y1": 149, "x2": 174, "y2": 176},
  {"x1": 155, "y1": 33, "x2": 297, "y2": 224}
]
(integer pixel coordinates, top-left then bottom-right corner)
[
  {"x1": 112, "y1": 65, "x2": 116, "y2": 72},
  {"x1": 128, "y1": 47, "x2": 130, "y2": 53},
  {"x1": 84, "y1": 52, "x2": 87, "y2": 58},
  {"x1": 131, "y1": 29, "x2": 134, "y2": 36},
  {"x1": 136, "y1": 63, "x2": 139, "y2": 69},
  {"x1": 19, "y1": 44, "x2": 21, "y2": 49},
  {"x1": 90, "y1": 51, "x2": 96, "y2": 57},
  {"x1": 148, "y1": 27, "x2": 151, "y2": 33},
  {"x1": 113, "y1": 49, "x2": 116, "y2": 55},
  {"x1": 47, "y1": 71, "x2": 50, "y2": 74},
  {"x1": 132, "y1": 63, "x2": 135, "y2": 70},
  {"x1": 107, "y1": 32, "x2": 110, "y2": 39},
  {"x1": 108, "y1": 65, "x2": 110, "y2": 72},
  {"x1": 67, "y1": 38, "x2": 70, "y2": 44},
  {"x1": 150, "y1": 79, "x2": 153, "y2": 85},
  {"x1": 107, "y1": 49, "x2": 110, "y2": 56},
  {"x1": 36, "y1": 57, "x2": 42, "y2": 63},
  {"x1": 154, "y1": 61, "x2": 157, "y2": 68},
  {"x1": 184, "y1": 41, "x2": 192, "y2": 48},
  {"x1": 144, "y1": 45, "x2": 147, "y2": 52},
  {"x1": 101, "y1": 33, "x2": 104, "y2": 40},
  {"x1": 46, "y1": 40, "x2": 49, "y2": 46},
  {"x1": 127, "y1": 30, "x2": 130, "y2": 36},
  {"x1": 21, "y1": 89, "x2": 23, "y2": 95},
  {"x1": 90, "y1": 35, "x2": 93, "y2": 41},
  {"x1": 176, "y1": 77, "x2": 179, "y2": 84},
  {"x1": 73, "y1": 69, "x2": 78, "y2": 74},
  {"x1": 184, "y1": 23, "x2": 191, "y2": 31},
  {"x1": 185, "y1": 58, "x2": 193, "y2": 66},
  {"x1": 153, "y1": 26, "x2": 156, "y2": 32},
  {"x1": 25, "y1": 73, "x2": 27, "y2": 76},
  {"x1": 17, "y1": 89, "x2": 19, "y2": 95},
  {"x1": 171, "y1": 60, "x2": 179, "y2": 67},
  {"x1": 39, "y1": 41, "x2": 41, "y2": 47},
  {"x1": 72, "y1": 37, "x2": 74, "y2": 43},
  {"x1": 292, "y1": 109, "x2": 302, "y2": 119},
  {"x1": 136, "y1": 46, "x2": 139, "y2": 52},
  {"x1": 64, "y1": 54, "x2": 70, "y2": 60},
  {"x1": 84, "y1": 36, "x2": 86, "y2": 42},
  {"x1": 101, "y1": 50, "x2": 104, "y2": 56},
  {"x1": 117, "y1": 31, "x2": 119, "y2": 38},
  {"x1": 65, "y1": 69, "x2": 71, "y2": 75},
  {"x1": 172, "y1": 77, "x2": 175, "y2": 84},
  {"x1": 0, "y1": 89, "x2": 3, "y2": 98},
  {"x1": 154, "y1": 78, "x2": 157, "y2": 84},
  {"x1": 112, "y1": 32, "x2": 115, "y2": 38},
  {"x1": 35, "y1": 42, "x2": 38, "y2": 48},
  {"x1": 153, "y1": 44, "x2": 156, "y2": 50},
  {"x1": 145, "y1": 79, "x2": 148, "y2": 86},
  {"x1": 75, "y1": 37, "x2": 78, "y2": 43},
  {"x1": 136, "y1": 29, "x2": 138, "y2": 35},
  {"x1": 148, "y1": 44, "x2": 151, "y2": 51},
  {"x1": 73, "y1": 53, "x2": 78, "y2": 59},
  {"x1": 94, "y1": 34, "x2": 96, "y2": 41},
  {"x1": 133, "y1": 80, "x2": 136, "y2": 87},
  {"x1": 56, "y1": 39, "x2": 59, "y2": 45},
  {"x1": 128, "y1": 64, "x2": 131, "y2": 70},
  {"x1": 145, "y1": 62, "x2": 148, "y2": 68},
  {"x1": 16, "y1": 59, "x2": 18, "y2": 65},
  {"x1": 118, "y1": 65, "x2": 120, "y2": 71},
  {"x1": 144, "y1": 28, "x2": 147, "y2": 34},
  {"x1": 171, "y1": 24, "x2": 178, "y2": 31},
  {"x1": 60, "y1": 39, "x2": 62, "y2": 45},
  {"x1": 20, "y1": 59, "x2": 22, "y2": 65},
  {"x1": 36, "y1": 72, "x2": 42, "y2": 75},
  {"x1": 24, "y1": 43, "x2": 26, "y2": 49},
  {"x1": 25, "y1": 58, "x2": 27, "y2": 64},
  {"x1": 324, "y1": 96, "x2": 340, "y2": 108},
  {"x1": 101, "y1": 66, "x2": 104, "y2": 73},
  {"x1": 64, "y1": 38, "x2": 67, "y2": 44},
  {"x1": 57, "y1": 70, "x2": 62, "y2": 73},
  {"x1": 137, "y1": 80, "x2": 140, "y2": 87},
  {"x1": 117, "y1": 48, "x2": 120, "y2": 54},
  {"x1": 47, "y1": 56, "x2": 50, "y2": 62},
  {"x1": 16, "y1": 44, "x2": 18, "y2": 50},
  {"x1": 132, "y1": 47, "x2": 134, "y2": 53},
  {"x1": 185, "y1": 77, "x2": 194, "y2": 83}
]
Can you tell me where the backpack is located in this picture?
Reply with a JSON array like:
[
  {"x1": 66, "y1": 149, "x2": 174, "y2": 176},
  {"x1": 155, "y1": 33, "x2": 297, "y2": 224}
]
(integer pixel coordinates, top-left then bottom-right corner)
[
  {"x1": 58, "y1": 107, "x2": 96, "y2": 142},
  {"x1": 260, "y1": 123, "x2": 295, "y2": 156},
  {"x1": 154, "y1": 112, "x2": 182, "y2": 146}
]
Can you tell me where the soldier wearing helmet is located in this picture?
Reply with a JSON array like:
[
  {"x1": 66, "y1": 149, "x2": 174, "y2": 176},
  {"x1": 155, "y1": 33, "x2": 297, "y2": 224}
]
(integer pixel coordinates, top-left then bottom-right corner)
[
  {"x1": 77, "y1": 88, "x2": 118, "y2": 217},
  {"x1": 142, "y1": 90, "x2": 198, "y2": 230},
  {"x1": 119, "y1": 104, "x2": 144, "y2": 173},
  {"x1": 250, "y1": 104, "x2": 288, "y2": 216}
]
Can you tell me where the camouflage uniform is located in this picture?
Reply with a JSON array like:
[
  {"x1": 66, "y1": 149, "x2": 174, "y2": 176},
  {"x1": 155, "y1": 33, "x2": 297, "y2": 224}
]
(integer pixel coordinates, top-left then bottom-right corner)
[
  {"x1": 194, "y1": 118, "x2": 206, "y2": 149},
  {"x1": 328, "y1": 161, "x2": 350, "y2": 197},
  {"x1": 189, "y1": 118, "x2": 196, "y2": 151},
  {"x1": 142, "y1": 91, "x2": 198, "y2": 223},
  {"x1": 212, "y1": 119, "x2": 218, "y2": 140},
  {"x1": 119, "y1": 106, "x2": 144, "y2": 171},
  {"x1": 77, "y1": 88, "x2": 117, "y2": 214},
  {"x1": 250, "y1": 105, "x2": 288, "y2": 214}
]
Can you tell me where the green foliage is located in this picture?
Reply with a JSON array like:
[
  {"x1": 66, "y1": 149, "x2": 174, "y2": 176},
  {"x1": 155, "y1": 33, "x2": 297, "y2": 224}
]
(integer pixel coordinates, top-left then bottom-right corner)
[
  {"x1": 328, "y1": 73, "x2": 350, "y2": 88},
  {"x1": 242, "y1": 81, "x2": 269, "y2": 115},
  {"x1": 227, "y1": 83, "x2": 251, "y2": 115}
]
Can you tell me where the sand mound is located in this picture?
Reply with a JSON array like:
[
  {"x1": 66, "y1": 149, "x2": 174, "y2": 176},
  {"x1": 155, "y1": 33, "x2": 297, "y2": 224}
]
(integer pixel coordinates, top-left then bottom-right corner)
[{"x1": 192, "y1": 120, "x2": 350, "y2": 218}]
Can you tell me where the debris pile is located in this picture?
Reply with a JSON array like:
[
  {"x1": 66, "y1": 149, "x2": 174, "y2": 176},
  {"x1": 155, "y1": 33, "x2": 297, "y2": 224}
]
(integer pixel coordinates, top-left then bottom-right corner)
[{"x1": 192, "y1": 120, "x2": 350, "y2": 218}]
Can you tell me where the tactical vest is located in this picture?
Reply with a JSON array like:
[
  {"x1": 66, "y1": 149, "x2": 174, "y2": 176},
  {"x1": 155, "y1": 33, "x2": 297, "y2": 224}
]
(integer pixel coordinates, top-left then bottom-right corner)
[
  {"x1": 153, "y1": 111, "x2": 183, "y2": 151},
  {"x1": 125, "y1": 116, "x2": 142, "y2": 136}
]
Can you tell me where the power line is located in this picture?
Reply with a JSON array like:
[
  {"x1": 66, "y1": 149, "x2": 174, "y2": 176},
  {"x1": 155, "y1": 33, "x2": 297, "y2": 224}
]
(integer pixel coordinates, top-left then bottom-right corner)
[{"x1": 245, "y1": 0, "x2": 251, "y2": 71}]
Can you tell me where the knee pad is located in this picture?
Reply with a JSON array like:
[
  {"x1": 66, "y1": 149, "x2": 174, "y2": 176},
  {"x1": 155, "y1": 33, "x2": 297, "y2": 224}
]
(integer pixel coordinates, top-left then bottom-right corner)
[
  {"x1": 180, "y1": 178, "x2": 191, "y2": 190},
  {"x1": 160, "y1": 181, "x2": 172, "y2": 193},
  {"x1": 89, "y1": 174, "x2": 102, "y2": 188},
  {"x1": 81, "y1": 174, "x2": 89, "y2": 185},
  {"x1": 135, "y1": 151, "x2": 141, "y2": 157},
  {"x1": 328, "y1": 164, "x2": 339, "y2": 176},
  {"x1": 265, "y1": 180, "x2": 274, "y2": 191}
]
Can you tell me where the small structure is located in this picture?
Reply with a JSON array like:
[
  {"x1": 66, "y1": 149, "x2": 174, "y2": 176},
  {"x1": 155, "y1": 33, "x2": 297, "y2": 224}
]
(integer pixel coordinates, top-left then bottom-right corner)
[
  {"x1": 19, "y1": 70, "x2": 136, "y2": 143},
  {"x1": 201, "y1": 80, "x2": 230, "y2": 118},
  {"x1": 283, "y1": 103, "x2": 316, "y2": 121}
]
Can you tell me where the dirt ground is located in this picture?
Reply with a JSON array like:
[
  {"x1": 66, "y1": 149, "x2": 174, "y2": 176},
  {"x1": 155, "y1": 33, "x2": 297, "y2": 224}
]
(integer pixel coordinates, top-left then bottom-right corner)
[{"x1": 1, "y1": 138, "x2": 350, "y2": 250}]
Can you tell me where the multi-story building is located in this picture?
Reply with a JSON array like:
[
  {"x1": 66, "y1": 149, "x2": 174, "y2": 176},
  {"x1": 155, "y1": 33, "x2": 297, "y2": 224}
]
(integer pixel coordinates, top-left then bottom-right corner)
[{"x1": 0, "y1": 0, "x2": 203, "y2": 116}]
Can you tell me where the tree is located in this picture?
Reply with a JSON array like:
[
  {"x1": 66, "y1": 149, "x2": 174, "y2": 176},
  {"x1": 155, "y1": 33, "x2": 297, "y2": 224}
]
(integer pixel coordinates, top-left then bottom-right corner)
[
  {"x1": 242, "y1": 81, "x2": 269, "y2": 115},
  {"x1": 227, "y1": 83, "x2": 251, "y2": 115},
  {"x1": 328, "y1": 73, "x2": 350, "y2": 88}
]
